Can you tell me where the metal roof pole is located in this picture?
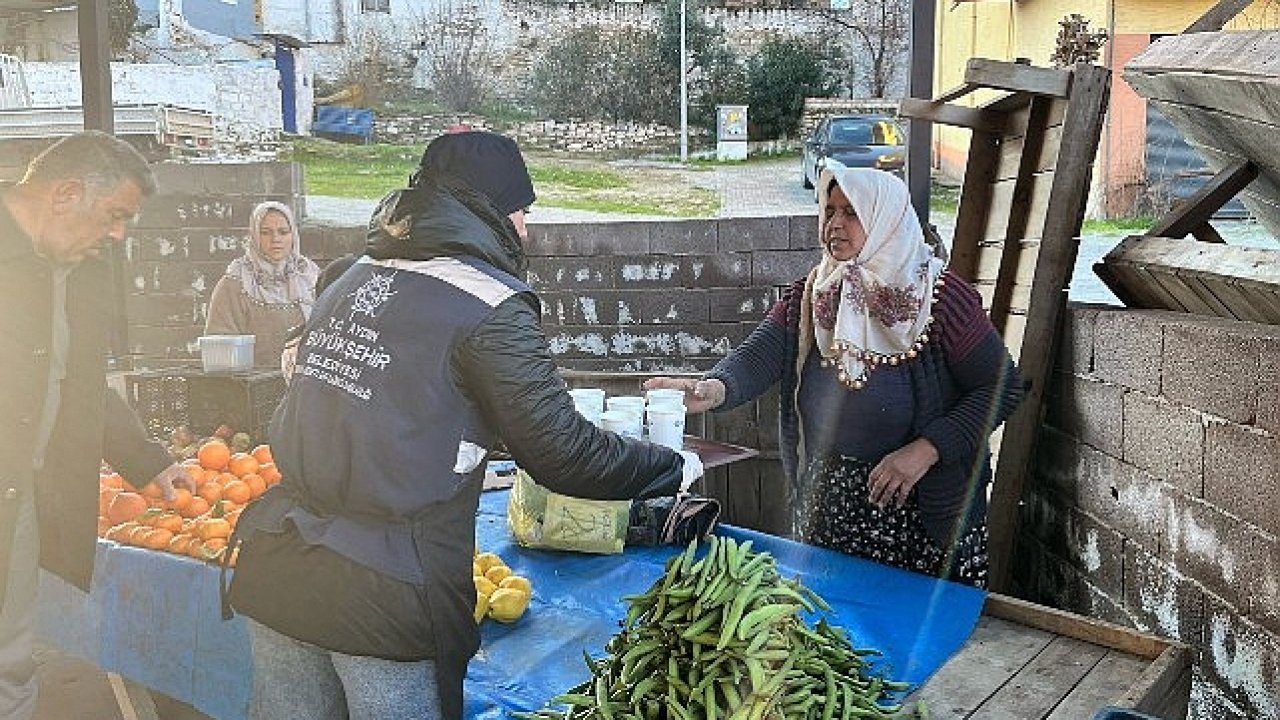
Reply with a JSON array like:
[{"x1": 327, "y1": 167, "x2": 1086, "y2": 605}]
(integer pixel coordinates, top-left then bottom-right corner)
[
  {"x1": 907, "y1": 0, "x2": 935, "y2": 229},
  {"x1": 77, "y1": 0, "x2": 113, "y2": 133}
]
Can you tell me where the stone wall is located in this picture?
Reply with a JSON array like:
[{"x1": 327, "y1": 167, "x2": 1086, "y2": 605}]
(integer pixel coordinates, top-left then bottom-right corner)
[{"x1": 1020, "y1": 306, "x2": 1280, "y2": 719}]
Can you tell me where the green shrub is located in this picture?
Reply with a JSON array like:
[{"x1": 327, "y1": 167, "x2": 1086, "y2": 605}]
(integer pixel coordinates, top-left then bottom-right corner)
[{"x1": 746, "y1": 38, "x2": 839, "y2": 140}]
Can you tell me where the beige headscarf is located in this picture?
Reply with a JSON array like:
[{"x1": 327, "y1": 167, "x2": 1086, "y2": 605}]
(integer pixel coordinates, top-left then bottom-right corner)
[
  {"x1": 801, "y1": 166, "x2": 947, "y2": 389},
  {"x1": 224, "y1": 201, "x2": 321, "y2": 318}
]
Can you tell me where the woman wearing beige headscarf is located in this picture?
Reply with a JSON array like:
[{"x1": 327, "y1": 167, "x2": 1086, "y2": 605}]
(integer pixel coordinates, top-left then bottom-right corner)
[
  {"x1": 205, "y1": 201, "x2": 320, "y2": 367},
  {"x1": 646, "y1": 166, "x2": 1024, "y2": 587}
]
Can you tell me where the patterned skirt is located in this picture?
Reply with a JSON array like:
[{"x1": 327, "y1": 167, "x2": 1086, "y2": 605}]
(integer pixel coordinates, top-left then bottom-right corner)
[{"x1": 794, "y1": 454, "x2": 988, "y2": 588}]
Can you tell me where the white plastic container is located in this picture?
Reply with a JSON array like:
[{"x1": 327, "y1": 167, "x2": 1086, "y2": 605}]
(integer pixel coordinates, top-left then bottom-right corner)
[{"x1": 198, "y1": 334, "x2": 255, "y2": 372}]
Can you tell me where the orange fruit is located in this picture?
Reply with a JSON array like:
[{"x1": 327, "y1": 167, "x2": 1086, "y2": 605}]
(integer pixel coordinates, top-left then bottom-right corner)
[
  {"x1": 228, "y1": 453, "x2": 260, "y2": 478},
  {"x1": 202, "y1": 468, "x2": 222, "y2": 486},
  {"x1": 106, "y1": 522, "x2": 139, "y2": 543},
  {"x1": 99, "y1": 487, "x2": 121, "y2": 517},
  {"x1": 198, "y1": 482, "x2": 223, "y2": 505},
  {"x1": 140, "y1": 481, "x2": 164, "y2": 499},
  {"x1": 182, "y1": 496, "x2": 210, "y2": 519},
  {"x1": 197, "y1": 518, "x2": 232, "y2": 541},
  {"x1": 168, "y1": 534, "x2": 194, "y2": 555},
  {"x1": 154, "y1": 512, "x2": 184, "y2": 533},
  {"x1": 99, "y1": 472, "x2": 126, "y2": 490},
  {"x1": 127, "y1": 526, "x2": 153, "y2": 545},
  {"x1": 197, "y1": 440, "x2": 231, "y2": 471},
  {"x1": 107, "y1": 492, "x2": 148, "y2": 525},
  {"x1": 187, "y1": 539, "x2": 206, "y2": 559},
  {"x1": 144, "y1": 528, "x2": 174, "y2": 550},
  {"x1": 250, "y1": 444, "x2": 273, "y2": 466},
  {"x1": 168, "y1": 487, "x2": 193, "y2": 512},
  {"x1": 259, "y1": 463, "x2": 282, "y2": 485},
  {"x1": 242, "y1": 473, "x2": 266, "y2": 498},
  {"x1": 97, "y1": 517, "x2": 112, "y2": 537},
  {"x1": 222, "y1": 480, "x2": 251, "y2": 505}
]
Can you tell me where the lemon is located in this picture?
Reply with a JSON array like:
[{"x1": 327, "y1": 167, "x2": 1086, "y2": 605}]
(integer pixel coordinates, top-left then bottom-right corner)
[
  {"x1": 473, "y1": 591, "x2": 490, "y2": 623},
  {"x1": 474, "y1": 552, "x2": 504, "y2": 574},
  {"x1": 484, "y1": 564, "x2": 512, "y2": 585},
  {"x1": 487, "y1": 587, "x2": 530, "y2": 623},
  {"x1": 474, "y1": 575, "x2": 498, "y2": 597},
  {"x1": 499, "y1": 575, "x2": 532, "y2": 595}
]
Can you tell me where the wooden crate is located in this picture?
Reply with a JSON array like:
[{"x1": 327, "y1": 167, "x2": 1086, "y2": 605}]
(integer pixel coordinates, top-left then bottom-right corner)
[{"x1": 913, "y1": 594, "x2": 1191, "y2": 720}]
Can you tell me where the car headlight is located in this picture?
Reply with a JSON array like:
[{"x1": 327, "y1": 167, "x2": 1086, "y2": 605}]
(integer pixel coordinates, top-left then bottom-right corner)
[{"x1": 875, "y1": 154, "x2": 903, "y2": 170}]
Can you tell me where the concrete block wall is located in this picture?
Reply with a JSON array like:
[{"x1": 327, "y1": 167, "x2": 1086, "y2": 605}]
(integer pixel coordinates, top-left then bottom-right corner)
[{"x1": 1020, "y1": 305, "x2": 1280, "y2": 719}]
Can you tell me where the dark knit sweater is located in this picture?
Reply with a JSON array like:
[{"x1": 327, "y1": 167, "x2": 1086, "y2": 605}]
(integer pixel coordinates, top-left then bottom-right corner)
[{"x1": 707, "y1": 270, "x2": 1024, "y2": 545}]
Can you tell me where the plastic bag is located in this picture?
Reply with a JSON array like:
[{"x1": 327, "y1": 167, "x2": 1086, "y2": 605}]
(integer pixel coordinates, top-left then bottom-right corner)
[{"x1": 507, "y1": 470, "x2": 631, "y2": 554}]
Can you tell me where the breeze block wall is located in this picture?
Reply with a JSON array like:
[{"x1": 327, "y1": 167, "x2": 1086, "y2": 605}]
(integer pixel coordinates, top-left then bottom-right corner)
[{"x1": 1017, "y1": 306, "x2": 1280, "y2": 720}]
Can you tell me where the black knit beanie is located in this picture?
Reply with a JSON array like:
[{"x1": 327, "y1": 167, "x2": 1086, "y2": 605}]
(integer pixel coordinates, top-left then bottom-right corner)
[{"x1": 414, "y1": 131, "x2": 536, "y2": 215}]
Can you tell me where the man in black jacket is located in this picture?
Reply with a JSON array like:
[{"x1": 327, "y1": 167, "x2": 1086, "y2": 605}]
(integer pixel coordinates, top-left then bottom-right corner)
[
  {"x1": 0, "y1": 132, "x2": 195, "y2": 718},
  {"x1": 228, "y1": 131, "x2": 702, "y2": 720}
]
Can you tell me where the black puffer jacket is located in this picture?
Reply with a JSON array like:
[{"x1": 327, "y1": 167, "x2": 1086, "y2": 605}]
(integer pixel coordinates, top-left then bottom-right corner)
[{"x1": 365, "y1": 173, "x2": 684, "y2": 499}]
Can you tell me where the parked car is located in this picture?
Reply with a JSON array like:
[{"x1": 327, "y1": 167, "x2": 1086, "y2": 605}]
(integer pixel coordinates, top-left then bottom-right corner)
[{"x1": 801, "y1": 114, "x2": 906, "y2": 190}]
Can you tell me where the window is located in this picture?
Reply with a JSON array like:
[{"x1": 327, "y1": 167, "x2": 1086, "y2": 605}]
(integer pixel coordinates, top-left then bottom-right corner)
[{"x1": 361, "y1": 0, "x2": 390, "y2": 12}]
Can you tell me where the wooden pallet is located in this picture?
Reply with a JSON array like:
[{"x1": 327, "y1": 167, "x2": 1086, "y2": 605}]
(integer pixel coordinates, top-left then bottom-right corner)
[
  {"x1": 912, "y1": 594, "x2": 1192, "y2": 720},
  {"x1": 899, "y1": 58, "x2": 1112, "y2": 592}
]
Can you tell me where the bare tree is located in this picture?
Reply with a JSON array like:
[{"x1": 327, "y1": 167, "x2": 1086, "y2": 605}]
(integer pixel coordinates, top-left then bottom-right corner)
[
  {"x1": 817, "y1": 0, "x2": 910, "y2": 98},
  {"x1": 409, "y1": 1, "x2": 496, "y2": 113}
]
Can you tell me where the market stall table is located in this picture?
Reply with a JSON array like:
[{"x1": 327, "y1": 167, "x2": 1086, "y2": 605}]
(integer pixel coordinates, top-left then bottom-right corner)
[{"x1": 38, "y1": 490, "x2": 990, "y2": 720}]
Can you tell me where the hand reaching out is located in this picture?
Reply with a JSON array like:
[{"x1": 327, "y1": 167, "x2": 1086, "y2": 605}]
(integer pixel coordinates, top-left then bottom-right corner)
[
  {"x1": 146, "y1": 462, "x2": 198, "y2": 502},
  {"x1": 867, "y1": 438, "x2": 939, "y2": 509},
  {"x1": 642, "y1": 377, "x2": 725, "y2": 414}
]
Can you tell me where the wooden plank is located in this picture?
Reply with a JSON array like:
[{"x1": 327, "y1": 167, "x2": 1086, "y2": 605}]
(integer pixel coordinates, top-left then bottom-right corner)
[
  {"x1": 1092, "y1": 261, "x2": 1159, "y2": 309},
  {"x1": 982, "y1": 172, "x2": 1055, "y2": 242},
  {"x1": 898, "y1": 98, "x2": 1008, "y2": 133},
  {"x1": 1146, "y1": 159, "x2": 1257, "y2": 239},
  {"x1": 1148, "y1": 268, "x2": 1219, "y2": 314},
  {"x1": 965, "y1": 58, "x2": 1073, "y2": 98},
  {"x1": 1122, "y1": 645, "x2": 1194, "y2": 720},
  {"x1": 987, "y1": 63, "x2": 1111, "y2": 593},
  {"x1": 1186, "y1": 0, "x2": 1257, "y2": 32},
  {"x1": 976, "y1": 635, "x2": 1110, "y2": 719},
  {"x1": 983, "y1": 594, "x2": 1176, "y2": 659},
  {"x1": 997, "y1": 123, "x2": 1063, "y2": 180},
  {"x1": 1193, "y1": 275, "x2": 1272, "y2": 322},
  {"x1": 1103, "y1": 236, "x2": 1280, "y2": 284},
  {"x1": 1046, "y1": 650, "x2": 1151, "y2": 720},
  {"x1": 951, "y1": 130, "x2": 1002, "y2": 281},
  {"x1": 1128, "y1": 28, "x2": 1280, "y2": 78},
  {"x1": 908, "y1": 615, "x2": 1056, "y2": 719},
  {"x1": 1175, "y1": 271, "x2": 1238, "y2": 317},
  {"x1": 975, "y1": 240, "x2": 1041, "y2": 288},
  {"x1": 990, "y1": 97, "x2": 1053, "y2": 329},
  {"x1": 974, "y1": 281, "x2": 1032, "y2": 316},
  {"x1": 1124, "y1": 69, "x2": 1280, "y2": 140}
]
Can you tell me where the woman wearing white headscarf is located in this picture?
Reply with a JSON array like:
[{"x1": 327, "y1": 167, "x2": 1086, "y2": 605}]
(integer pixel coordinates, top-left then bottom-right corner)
[
  {"x1": 646, "y1": 166, "x2": 1024, "y2": 587},
  {"x1": 205, "y1": 201, "x2": 320, "y2": 367}
]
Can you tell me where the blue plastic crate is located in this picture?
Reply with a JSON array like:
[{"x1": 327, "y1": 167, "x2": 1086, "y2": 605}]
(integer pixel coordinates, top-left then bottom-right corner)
[
  {"x1": 313, "y1": 105, "x2": 374, "y2": 143},
  {"x1": 1092, "y1": 707, "x2": 1169, "y2": 720}
]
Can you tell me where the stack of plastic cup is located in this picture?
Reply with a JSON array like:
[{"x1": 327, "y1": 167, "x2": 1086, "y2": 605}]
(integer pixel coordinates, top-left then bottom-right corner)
[
  {"x1": 568, "y1": 388, "x2": 606, "y2": 426},
  {"x1": 606, "y1": 395, "x2": 646, "y2": 429},
  {"x1": 644, "y1": 388, "x2": 686, "y2": 450},
  {"x1": 600, "y1": 409, "x2": 642, "y2": 439}
]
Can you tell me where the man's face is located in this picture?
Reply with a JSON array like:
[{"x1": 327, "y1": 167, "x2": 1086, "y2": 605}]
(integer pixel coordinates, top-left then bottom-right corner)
[
  {"x1": 508, "y1": 208, "x2": 529, "y2": 241},
  {"x1": 38, "y1": 178, "x2": 143, "y2": 265}
]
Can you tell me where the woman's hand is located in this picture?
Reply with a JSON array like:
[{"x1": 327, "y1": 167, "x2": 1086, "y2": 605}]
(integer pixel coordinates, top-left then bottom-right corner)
[
  {"x1": 867, "y1": 438, "x2": 939, "y2": 509},
  {"x1": 641, "y1": 377, "x2": 726, "y2": 414}
]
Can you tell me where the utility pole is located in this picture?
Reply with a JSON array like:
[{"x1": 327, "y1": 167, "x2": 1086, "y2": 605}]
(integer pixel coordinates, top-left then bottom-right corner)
[
  {"x1": 679, "y1": 0, "x2": 688, "y2": 162},
  {"x1": 906, "y1": 0, "x2": 935, "y2": 229}
]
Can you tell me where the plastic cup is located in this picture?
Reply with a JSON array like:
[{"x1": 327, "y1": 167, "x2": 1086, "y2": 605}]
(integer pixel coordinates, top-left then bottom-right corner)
[
  {"x1": 600, "y1": 409, "x2": 643, "y2": 439},
  {"x1": 645, "y1": 388, "x2": 686, "y2": 412},
  {"x1": 607, "y1": 395, "x2": 646, "y2": 419},
  {"x1": 646, "y1": 407, "x2": 685, "y2": 450},
  {"x1": 568, "y1": 388, "x2": 606, "y2": 425}
]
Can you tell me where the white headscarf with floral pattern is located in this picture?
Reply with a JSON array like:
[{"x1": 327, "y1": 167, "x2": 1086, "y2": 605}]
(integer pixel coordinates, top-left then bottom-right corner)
[
  {"x1": 806, "y1": 166, "x2": 947, "y2": 388},
  {"x1": 224, "y1": 201, "x2": 321, "y2": 318}
]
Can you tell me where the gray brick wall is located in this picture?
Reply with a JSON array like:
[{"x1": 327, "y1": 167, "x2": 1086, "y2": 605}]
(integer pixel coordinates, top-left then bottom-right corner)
[{"x1": 1021, "y1": 306, "x2": 1280, "y2": 718}]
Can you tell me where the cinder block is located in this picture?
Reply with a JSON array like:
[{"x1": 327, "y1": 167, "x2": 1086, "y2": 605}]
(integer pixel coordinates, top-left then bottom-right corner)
[
  {"x1": 1204, "y1": 421, "x2": 1280, "y2": 536},
  {"x1": 1164, "y1": 320, "x2": 1264, "y2": 424},
  {"x1": 1237, "y1": 529, "x2": 1280, "y2": 636},
  {"x1": 1093, "y1": 310, "x2": 1164, "y2": 393},
  {"x1": 1260, "y1": 338, "x2": 1280, "y2": 435},
  {"x1": 708, "y1": 288, "x2": 776, "y2": 322},
  {"x1": 610, "y1": 254, "x2": 697, "y2": 288},
  {"x1": 709, "y1": 401, "x2": 761, "y2": 449},
  {"x1": 752, "y1": 250, "x2": 819, "y2": 286},
  {"x1": 133, "y1": 260, "x2": 222, "y2": 295},
  {"x1": 1058, "y1": 303, "x2": 1102, "y2": 375},
  {"x1": 128, "y1": 324, "x2": 200, "y2": 362},
  {"x1": 526, "y1": 257, "x2": 612, "y2": 291},
  {"x1": 1189, "y1": 674, "x2": 1250, "y2": 720},
  {"x1": 1076, "y1": 444, "x2": 1170, "y2": 552},
  {"x1": 691, "y1": 253, "x2": 752, "y2": 287},
  {"x1": 1122, "y1": 393, "x2": 1204, "y2": 496},
  {"x1": 126, "y1": 229, "x2": 246, "y2": 262},
  {"x1": 1081, "y1": 580, "x2": 1138, "y2": 629},
  {"x1": 1049, "y1": 375, "x2": 1125, "y2": 457},
  {"x1": 611, "y1": 289, "x2": 709, "y2": 325},
  {"x1": 648, "y1": 219, "x2": 718, "y2": 254},
  {"x1": 1067, "y1": 506, "x2": 1126, "y2": 601},
  {"x1": 1165, "y1": 494, "x2": 1248, "y2": 608},
  {"x1": 788, "y1": 214, "x2": 820, "y2": 250},
  {"x1": 525, "y1": 222, "x2": 600, "y2": 256},
  {"x1": 1124, "y1": 545, "x2": 1205, "y2": 644},
  {"x1": 716, "y1": 216, "x2": 790, "y2": 252},
  {"x1": 1030, "y1": 426, "x2": 1083, "y2": 499},
  {"x1": 138, "y1": 193, "x2": 286, "y2": 230},
  {"x1": 1198, "y1": 596, "x2": 1280, "y2": 718},
  {"x1": 125, "y1": 292, "x2": 201, "y2": 325}
]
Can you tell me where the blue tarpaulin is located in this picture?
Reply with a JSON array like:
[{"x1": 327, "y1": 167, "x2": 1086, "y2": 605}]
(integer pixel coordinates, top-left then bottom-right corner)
[{"x1": 39, "y1": 490, "x2": 985, "y2": 719}]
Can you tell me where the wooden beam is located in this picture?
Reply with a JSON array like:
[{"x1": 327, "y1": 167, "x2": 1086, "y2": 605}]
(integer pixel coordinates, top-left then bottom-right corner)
[
  {"x1": 983, "y1": 594, "x2": 1181, "y2": 659},
  {"x1": 1185, "y1": 0, "x2": 1256, "y2": 33},
  {"x1": 1123, "y1": 645, "x2": 1193, "y2": 719},
  {"x1": 989, "y1": 97, "x2": 1052, "y2": 330},
  {"x1": 965, "y1": 58, "x2": 1073, "y2": 99},
  {"x1": 935, "y1": 81, "x2": 979, "y2": 104},
  {"x1": 77, "y1": 0, "x2": 113, "y2": 133},
  {"x1": 1145, "y1": 159, "x2": 1258, "y2": 240},
  {"x1": 898, "y1": 98, "x2": 1008, "y2": 133},
  {"x1": 987, "y1": 63, "x2": 1111, "y2": 594},
  {"x1": 950, "y1": 130, "x2": 1001, "y2": 282},
  {"x1": 906, "y1": 0, "x2": 937, "y2": 231}
]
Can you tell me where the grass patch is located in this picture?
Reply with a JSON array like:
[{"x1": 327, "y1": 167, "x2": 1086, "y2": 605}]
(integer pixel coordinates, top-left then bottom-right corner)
[
  {"x1": 288, "y1": 139, "x2": 720, "y2": 217},
  {"x1": 1082, "y1": 216, "x2": 1156, "y2": 232}
]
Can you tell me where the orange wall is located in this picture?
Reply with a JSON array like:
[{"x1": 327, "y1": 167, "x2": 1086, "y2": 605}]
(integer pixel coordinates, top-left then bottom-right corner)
[{"x1": 1105, "y1": 33, "x2": 1152, "y2": 217}]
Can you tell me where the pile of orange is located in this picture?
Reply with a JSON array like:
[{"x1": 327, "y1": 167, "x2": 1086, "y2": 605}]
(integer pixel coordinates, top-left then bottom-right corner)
[{"x1": 98, "y1": 439, "x2": 282, "y2": 565}]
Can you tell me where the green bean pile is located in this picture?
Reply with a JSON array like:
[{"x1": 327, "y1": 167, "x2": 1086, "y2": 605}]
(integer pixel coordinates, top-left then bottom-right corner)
[{"x1": 514, "y1": 536, "x2": 926, "y2": 720}]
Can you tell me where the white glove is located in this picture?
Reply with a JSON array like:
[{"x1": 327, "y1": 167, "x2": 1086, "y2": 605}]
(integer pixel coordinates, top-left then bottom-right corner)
[{"x1": 677, "y1": 449, "x2": 704, "y2": 493}]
